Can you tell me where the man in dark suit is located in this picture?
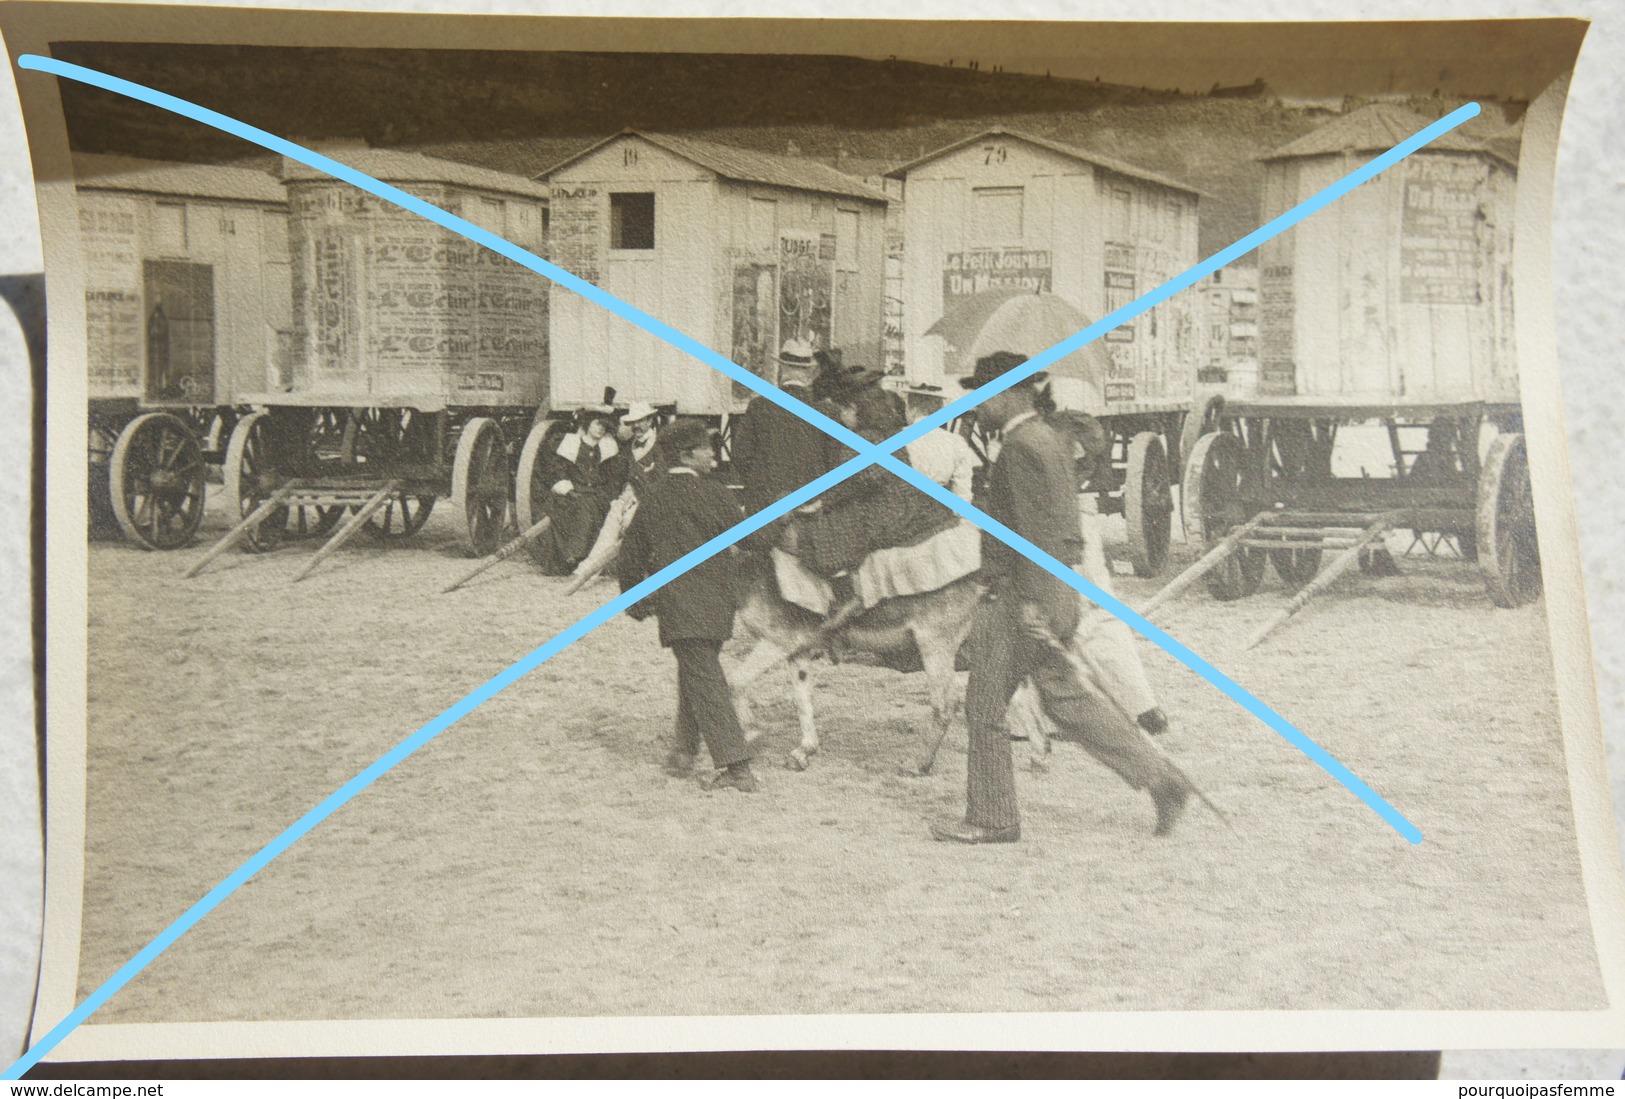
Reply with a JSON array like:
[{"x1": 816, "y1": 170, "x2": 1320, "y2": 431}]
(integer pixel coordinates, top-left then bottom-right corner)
[
  {"x1": 730, "y1": 343, "x2": 843, "y2": 518},
  {"x1": 932, "y1": 352, "x2": 1195, "y2": 844},
  {"x1": 618, "y1": 420, "x2": 758, "y2": 793}
]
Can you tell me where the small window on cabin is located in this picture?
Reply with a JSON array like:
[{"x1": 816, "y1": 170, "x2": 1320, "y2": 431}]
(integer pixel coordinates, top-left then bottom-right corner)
[
  {"x1": 610, "y1": 192, "x2": 656, "y2": 250},
  {"x1": 971, "y1": 187, "x2": 1024, "y2": 245},
  {"x1": 152, "y1": 203, "x2": 187, "y2": 253}
]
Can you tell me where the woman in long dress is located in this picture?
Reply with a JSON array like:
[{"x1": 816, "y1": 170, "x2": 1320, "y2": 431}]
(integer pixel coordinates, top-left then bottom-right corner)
[
  {"x1": 792, "y1": 370, "x2": 958, "y2": 590},
  {"x1": 530, "y1": 405, "x2": 627, "y2": 576}
]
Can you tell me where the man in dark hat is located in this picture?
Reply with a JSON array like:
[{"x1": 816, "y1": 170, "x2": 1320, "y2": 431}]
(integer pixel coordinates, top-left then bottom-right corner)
[
  {"x1": 809, "y1": 347, "x2": 846, "y2": 401},
  {"x1": 618, "y1": 420, "x2": 758, "y2": 793},
  {"x1": 932, "y1": 351, "x2": 1194, "y2": 844},
  {"x1": 731, "y1": 341, "x2": 843, "y2": 519}
]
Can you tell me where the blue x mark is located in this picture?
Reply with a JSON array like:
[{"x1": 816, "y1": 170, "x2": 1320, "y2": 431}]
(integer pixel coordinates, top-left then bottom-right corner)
[{"x1": 6, "y1": 51, "x2": 1479, "y2": 1076}]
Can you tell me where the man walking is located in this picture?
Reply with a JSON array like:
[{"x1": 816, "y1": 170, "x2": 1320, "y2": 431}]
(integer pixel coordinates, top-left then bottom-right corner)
[
  {"x1": 618, "y1": 420, "x2": 758, "y2": 793},
  {"x1": 933, "y1": 352, "x2": 1194, "y2": 844}
]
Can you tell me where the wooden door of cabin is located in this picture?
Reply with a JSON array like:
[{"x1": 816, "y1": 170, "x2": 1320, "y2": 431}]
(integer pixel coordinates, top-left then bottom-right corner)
[{"x1": 143, "y1": 259, "x2": 216, "y2": 403}]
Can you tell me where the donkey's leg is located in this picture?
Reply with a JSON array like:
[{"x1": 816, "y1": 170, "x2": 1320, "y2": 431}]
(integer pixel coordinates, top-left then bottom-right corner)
[
  {"x1": 902, "y1": 635, "x2": 959, "y2": 777},
  {"x1": 785, "y1": 655, "x2": 820, "y2": 771},
  {"x1": 728, "y1": 639, "x2": 790, "y2": 746},
  {"x1": 728, "y1": 637, "x2": 791, "y2": 691}
]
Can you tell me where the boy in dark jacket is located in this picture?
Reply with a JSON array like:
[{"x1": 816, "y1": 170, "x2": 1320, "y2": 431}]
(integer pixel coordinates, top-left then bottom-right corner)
[{"x1": 617, "y1": 421, "x2": 758, "y2": 793}]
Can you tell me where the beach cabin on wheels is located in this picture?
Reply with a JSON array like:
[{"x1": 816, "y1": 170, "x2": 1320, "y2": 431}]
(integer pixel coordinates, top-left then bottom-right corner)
[
  {"x1": 185, "y1": 148, "x2": 552, "y2": 574},
  {"x1": 537, "y1": 130, "x2": 891, "y2": 424},
  {"x1": 76, "y1": 155, "x2": 292, "y2": 549},
  {"x1": 887, "y1": 129, "x2": 1204, "y2": 576},
  {"x1": 1254, "y1": 104, "x2": 1518, "y2": 403},
  {"x1": 1178, "y1": 104, "x2": 1532, "y2": 628}
]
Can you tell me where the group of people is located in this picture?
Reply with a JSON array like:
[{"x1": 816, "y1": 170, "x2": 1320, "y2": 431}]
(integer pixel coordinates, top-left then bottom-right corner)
[
  {"x1": 611, "y1": 344, "x2": 932, "y2": 796},
  {"x1": 589, "y1": 343, "x2": 1192, "y2": 843},
  {"x1": 527, "y1": 400, "x2": 665, "y2": 577}
]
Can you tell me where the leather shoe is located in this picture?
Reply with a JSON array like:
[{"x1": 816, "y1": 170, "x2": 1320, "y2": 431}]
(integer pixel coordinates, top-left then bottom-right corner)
[
  {"x1": 930, "y1": 817, "x2": 1020, "y2": 844},
  {"x1": 703, "y1": 762, "x2": 759, "y2": 793},
  {"x1": 1137, "y1": 707, "x2": 1170, "y2": 736}
]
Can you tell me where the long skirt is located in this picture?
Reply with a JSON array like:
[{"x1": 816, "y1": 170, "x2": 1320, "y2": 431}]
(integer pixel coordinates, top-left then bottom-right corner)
[
  {"x1": 530, "y1": 488, "x2": 614, "y2": 576},
  {"x1": 797, "y1": 476, "x2": 956, "y2": 577}
]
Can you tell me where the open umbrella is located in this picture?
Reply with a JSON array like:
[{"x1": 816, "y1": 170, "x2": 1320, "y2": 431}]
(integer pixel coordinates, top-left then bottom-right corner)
[
  {"x1": 926, "y1": 288, "x2": 1111, "y2": 408},
  {"x1": 922, "y1": 285, "x2": 1032, "y2": 355}
]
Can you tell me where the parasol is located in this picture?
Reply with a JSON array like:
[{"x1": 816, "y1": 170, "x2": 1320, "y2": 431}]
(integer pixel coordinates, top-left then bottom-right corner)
[{"x1": 926, "y1": 288, "x2": 1111, "y2": 408}]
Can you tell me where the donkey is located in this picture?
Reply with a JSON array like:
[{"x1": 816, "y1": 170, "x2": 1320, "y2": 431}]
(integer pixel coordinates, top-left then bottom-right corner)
[
  {"x1": 725, "y1": 546, "x2": 1230, "y2": 837},
  {"x1": 728, "y1": 546, "x2": 986, "y2": 775}
]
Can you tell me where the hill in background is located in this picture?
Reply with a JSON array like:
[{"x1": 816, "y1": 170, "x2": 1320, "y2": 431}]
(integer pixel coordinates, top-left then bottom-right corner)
[{"x1": 53, "y1": 44, "x2": 1523, "y2": 260}]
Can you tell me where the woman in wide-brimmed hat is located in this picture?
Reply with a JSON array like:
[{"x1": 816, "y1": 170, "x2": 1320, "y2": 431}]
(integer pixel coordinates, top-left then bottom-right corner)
[
  {"x1": 788, "y1": 364, "x2": 957, "y2": 605},
  {"x1": 529, "y1": 399, "x2": 627, "y2": 576}
]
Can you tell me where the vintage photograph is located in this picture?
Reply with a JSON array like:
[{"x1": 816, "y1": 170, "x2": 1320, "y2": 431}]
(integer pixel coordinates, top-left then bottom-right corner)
[{"x1": 8, "y1": 7, "x2": 1622, "y2": 1062}]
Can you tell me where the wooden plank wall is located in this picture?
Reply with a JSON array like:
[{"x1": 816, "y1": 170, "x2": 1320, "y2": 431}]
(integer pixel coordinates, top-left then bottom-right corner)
[
  {"x1": 1259, "y1": 150, "x2": 1517, "y2": 402},
  {"x1": 547, "y1": 138, "x2": 724, "y2": 415},
  {"x1": 78, "y1": 186, "x2": 287, "y2": 406},
  {"x1": 899, "y1": 137, "x2": 1197, "y2": 412}
]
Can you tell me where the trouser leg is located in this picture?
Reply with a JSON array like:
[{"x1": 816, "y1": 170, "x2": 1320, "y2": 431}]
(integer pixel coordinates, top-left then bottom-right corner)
[
  {"x1": 963, "y1": 600, "x2": 1023, "y2": 831},
  {"x1": 1027, "y1": 643, "x2": 1175, "y2": 792},
  {"x1": 672, "y1": 639, "x2": 752, "y2": 769},
  {"x1": 672, "y1": 646, "x2": 702, "y2": 758},
  {"x1": 1078, "y1": 615, "x2": 1159, "y2": 721}
]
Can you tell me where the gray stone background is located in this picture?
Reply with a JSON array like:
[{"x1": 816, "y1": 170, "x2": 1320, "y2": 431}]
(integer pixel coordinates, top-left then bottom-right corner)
[{"x1": 0, "y1": 0, "x2": 1620, "y2": 1078}]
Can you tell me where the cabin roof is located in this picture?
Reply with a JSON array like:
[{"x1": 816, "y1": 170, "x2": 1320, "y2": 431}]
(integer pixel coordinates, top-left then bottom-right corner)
[
  {"x1": 539, "y1": 130, "x2": 890, "y2": 204},
  {"x1": 883, "y1": 128, "x2": 1203, "y2": 197},
  {"x1": 1261, "y1": 103, "x2": 1517, "y2": 167},
  {"x1": 281, "y1": 148, "x2": 552, "y2": 200},
  {"x1": 73, "y1": 154, "x2": 287, "y2": 204}
]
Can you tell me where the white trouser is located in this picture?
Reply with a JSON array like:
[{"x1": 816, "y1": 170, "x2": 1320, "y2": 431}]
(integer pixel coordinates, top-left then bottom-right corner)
[{"x1": 1008, "y1": 510, "x2": 1159, "y2": 736}]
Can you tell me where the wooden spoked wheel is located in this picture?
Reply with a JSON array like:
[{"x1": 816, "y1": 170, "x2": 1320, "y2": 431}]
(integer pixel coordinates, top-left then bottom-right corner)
[
  {"x1": 452, "y1": 416, "x2": 510, "y2": 557},
  {"x1": 223, "y1": 410, "x2": 344, "y2": 551},
  {"x1": 225, "y1": 411, "x2": 292, "y2": 552},
  {"x1": 362, "y1": 491, "x2": 431, "y2": 539},
  {"x1": 1183, "y1": 430, "x2": 1265, "y2": 601},
  {"x1": 109, "y1": 412, "x2": 206, "y2": 550},
  {"x1": 283, "y1": 410, "x2": 348, "y2": 540},
  {"x1": 1409, "y1": 417, "x2": 1478, "y2": 561},
  {"x1": 349, "y1": 408, "x2": 436, "y2": 538},
  {"x1": 1177, "y1": 393, "x2": 1226, "y2": 478},
  {"x1": 1270, "y1": 545, "x2": 1321, "y2": 588},
  {"x1": 1476, "y1": 432, "x2": 1542, "y2": 608},
  {"x1": 87, "y1": 415, "x2": 122, "y2": 538},
  {"x1": 1261, "y1": 420, "x2": 1333, "y2": 588},
  {"x1": 1123, "y1": 431, "x2": 1173, "y2": 577},
  {"x1": 515, "y1": 418, "x2": 569, "y2": 563}
]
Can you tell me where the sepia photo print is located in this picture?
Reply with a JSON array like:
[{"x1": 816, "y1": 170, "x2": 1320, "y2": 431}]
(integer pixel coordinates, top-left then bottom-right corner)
[{"x1": 6, "y1": 6, "x2": 1622, "y2": 1063}]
